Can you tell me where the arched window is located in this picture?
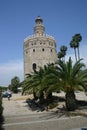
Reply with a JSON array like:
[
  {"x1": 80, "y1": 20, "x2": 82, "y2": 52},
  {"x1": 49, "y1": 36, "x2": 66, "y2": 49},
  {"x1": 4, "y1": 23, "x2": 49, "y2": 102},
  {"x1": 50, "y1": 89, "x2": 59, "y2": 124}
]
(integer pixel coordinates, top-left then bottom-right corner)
[
  {"x1": 33, "y1": 49, "x2": 35, "y2": 52},
  {"x1": 32, "y1": 63, "x2": 37, "y2": 71},
  {"x1": 51, "y1": 49, "x2": 52, "y2": 52},
  {"x1": 42, "y1": 48, "x2": 44, "y2": 51}
]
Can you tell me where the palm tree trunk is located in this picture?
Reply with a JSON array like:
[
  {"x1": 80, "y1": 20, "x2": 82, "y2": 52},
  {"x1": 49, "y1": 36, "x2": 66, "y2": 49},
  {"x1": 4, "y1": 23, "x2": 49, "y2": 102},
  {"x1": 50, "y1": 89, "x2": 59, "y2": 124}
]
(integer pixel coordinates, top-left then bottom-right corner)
[
  {"x1": 78, "y1": 47, "x2": 80, "y2": 60},
  {"x1": 65, "y1": 91, "x2": 77, "y2": 111},
  {"x1": 39, "y1": 92, "x2": 44, "y2": 104},
  {"x1": 74, "y1": 48, "x2": 77, "y2": 62},
  {"x1": 33, "y1": 91, "x2": 38, "y2": 100},
  {"x1": 46, "y1": 92, "x2": 52, "y2": 103}
]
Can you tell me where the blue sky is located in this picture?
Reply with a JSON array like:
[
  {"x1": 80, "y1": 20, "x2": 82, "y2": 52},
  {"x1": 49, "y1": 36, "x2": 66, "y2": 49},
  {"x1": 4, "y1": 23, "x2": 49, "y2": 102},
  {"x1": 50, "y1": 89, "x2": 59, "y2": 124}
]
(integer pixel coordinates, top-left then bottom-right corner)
[{"x1": 0, "y1": 0, "x2": 87, "y2": 86}]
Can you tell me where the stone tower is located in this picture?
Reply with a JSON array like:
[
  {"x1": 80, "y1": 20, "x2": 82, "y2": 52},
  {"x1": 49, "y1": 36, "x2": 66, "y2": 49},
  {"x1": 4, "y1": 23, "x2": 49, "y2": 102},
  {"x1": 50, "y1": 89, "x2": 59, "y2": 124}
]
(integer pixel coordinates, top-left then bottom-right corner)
[{"x1": 24, "y1": 16, "x2": 57, "y2": 76}]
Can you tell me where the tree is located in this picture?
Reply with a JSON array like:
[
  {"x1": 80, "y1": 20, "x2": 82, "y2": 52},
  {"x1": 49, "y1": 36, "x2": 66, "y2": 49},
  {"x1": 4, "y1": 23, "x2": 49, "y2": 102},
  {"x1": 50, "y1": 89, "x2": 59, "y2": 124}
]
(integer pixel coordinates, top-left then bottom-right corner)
[
  {"x1": 58, "y1": 51, "x2": 65, "y2": 61},
  {"x1": 58, "y1": 45, "x2": 67, "y2": 61},
  {"x1": 22, "y1": 67, "x2": 45, "y2": 103},
  {"x1": 70, "y1": 40, "x2": 78, "y2": 62},
  {"x1": 42, "y1": 64, "x2": 60, "y2": 99},
  {"x1": 44, "y1": 57, "x2": 87, "y2": 111},
  {"x1": 31, "y1": 67, "x2": 45, "y2": 103},
  {"x1": 0, "y1": 90, "x2": 3, "y2": 124},
  {"x1": 57, "y1": 57, "x2": 87, "y2": 111},
  {"x1": 70, "y1": 34, "x2": 82, "y2": 61},
  {"x1": 60, "y1": 45, "x2": 67, "y2": 53},
  {"x1": 11, "y1": 76, "x2": 20, "y2": 93},
  {"x1": 22, "y1": 58, "x2": 87, "y2": 111},
  {"x1": 72, "y1": 34, "x2": 82, "y2": 60},
  {"x1": 22, "y1": 64, "x2": 57, "y2": 103}
]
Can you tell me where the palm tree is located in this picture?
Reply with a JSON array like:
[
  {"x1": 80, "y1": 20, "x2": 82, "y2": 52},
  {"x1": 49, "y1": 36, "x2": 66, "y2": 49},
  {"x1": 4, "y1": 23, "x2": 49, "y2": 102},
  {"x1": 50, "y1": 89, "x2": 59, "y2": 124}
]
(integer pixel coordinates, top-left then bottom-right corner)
[
  {"x1": 58, "y1": 51, "x2": 66, "y2": 61},
  {"x1": 72, "y1": 34, "x2": 82, "y2": 60},
  {"x1": 32, "y1": 67, "x2": 45, "y2": 103},
  {"x1": 22, "y1": 67, "x2": 45, "y2": 103},
  {"x1": 70, "y1": 40, "x2": 78, "y2": 62},
  {"x1": 60, "y1": 45, "x2": 67, "y2": 61},
  {"x1": 57, "y1": 57, "x2": 87, "y2": 111},
  {"x1": 60, "y1": 45, "x2": 67, "y2": 52},
  {"x1": 44, "y1": 57, "x2": 87, "y2": 111},
  {"x1": 0, "y1": 90, "x2": 3, "y2": 127},
  {"x1": 42, "y1": 64, "x2": 59, "y2": 101},
  {"x1": 22, "y1": 64, "x2": 58, "y2": 103},
  {"x1": 21, "y1": 74, "x2": 35, "y2": 96},
  {"x1": 57, "y1": 51, "x2": 64, "y2": 60},
  {"x1": 70, "y1": 34, "x2": 82, "y2": 61},
  {"x1": 22, "y1": 58, "x2": 87, "y2": 111}
]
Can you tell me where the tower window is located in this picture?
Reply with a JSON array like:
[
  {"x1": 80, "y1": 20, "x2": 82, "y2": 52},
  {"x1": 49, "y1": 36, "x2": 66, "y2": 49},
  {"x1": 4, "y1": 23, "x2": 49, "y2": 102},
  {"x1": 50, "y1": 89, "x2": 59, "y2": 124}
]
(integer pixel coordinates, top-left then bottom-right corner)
[
  {"x1": 32, "y1": 63, "x2": 37, "y2": 71},
  {"x1": 26, "y1": 50, "x2": 28, "y2": 54},
  {"x1": 36, "y1": 31, "x2": 39, "y2": 33},
  {"x1": 33, "y1": 49, "x2": 35, "y2": 52},
  {"x1": 51, "y1": 49, "x2": 52, "y2": 52},
  {"x1": 42, "y1": 48, "x2": 44, "y2": 51}
]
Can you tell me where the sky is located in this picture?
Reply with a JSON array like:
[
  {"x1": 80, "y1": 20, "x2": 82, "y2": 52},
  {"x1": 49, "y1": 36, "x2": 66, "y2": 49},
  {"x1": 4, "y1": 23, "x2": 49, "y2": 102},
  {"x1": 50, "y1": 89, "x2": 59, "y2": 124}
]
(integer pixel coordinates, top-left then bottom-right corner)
[{"x1": 0, "y1": 0, "x2": 87, "y2": 86}]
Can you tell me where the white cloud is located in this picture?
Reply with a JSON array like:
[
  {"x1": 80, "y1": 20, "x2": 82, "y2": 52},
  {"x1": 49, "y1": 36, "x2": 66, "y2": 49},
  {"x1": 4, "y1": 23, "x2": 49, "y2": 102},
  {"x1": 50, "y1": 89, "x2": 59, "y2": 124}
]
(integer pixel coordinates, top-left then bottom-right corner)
[
  {"x1": 0, "y1": 60, "x2": 24, "y2": 86},
  {"x1": 66, "y1": 44, "x2": 87, "y2": 66},
  {"x1": 80, "y1": 44, "x2": 87, "y2": 65}
]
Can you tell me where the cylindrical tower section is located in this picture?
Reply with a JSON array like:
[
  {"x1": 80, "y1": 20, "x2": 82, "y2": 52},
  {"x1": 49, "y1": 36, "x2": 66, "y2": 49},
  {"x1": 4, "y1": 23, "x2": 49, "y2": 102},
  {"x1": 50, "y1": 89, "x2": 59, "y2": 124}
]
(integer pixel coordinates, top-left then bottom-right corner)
[{"x1": 34, "y1": 16, "x2": 45, "y2": 36}]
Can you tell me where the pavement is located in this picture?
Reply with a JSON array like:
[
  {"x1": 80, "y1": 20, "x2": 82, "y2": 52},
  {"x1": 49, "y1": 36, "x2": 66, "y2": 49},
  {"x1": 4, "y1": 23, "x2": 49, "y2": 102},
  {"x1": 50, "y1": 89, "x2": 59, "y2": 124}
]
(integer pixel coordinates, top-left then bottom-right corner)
[{"x1": 2, "y1": 92, "x2": 87, "y2": 130}]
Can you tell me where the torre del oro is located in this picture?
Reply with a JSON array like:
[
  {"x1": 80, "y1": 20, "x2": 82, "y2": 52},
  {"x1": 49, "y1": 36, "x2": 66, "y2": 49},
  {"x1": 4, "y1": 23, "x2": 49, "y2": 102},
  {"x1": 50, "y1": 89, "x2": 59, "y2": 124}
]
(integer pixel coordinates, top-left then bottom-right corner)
[{"x1": 24, "y1": 16, "x2": 57, "y2": 76}]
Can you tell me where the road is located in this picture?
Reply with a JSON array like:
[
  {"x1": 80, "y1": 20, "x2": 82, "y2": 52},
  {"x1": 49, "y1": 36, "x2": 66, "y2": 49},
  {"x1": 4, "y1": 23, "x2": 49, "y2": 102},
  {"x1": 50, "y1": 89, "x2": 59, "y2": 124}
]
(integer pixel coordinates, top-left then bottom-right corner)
[{"x1": 2, "y1": 93, "x2": 87, "y2": 130}]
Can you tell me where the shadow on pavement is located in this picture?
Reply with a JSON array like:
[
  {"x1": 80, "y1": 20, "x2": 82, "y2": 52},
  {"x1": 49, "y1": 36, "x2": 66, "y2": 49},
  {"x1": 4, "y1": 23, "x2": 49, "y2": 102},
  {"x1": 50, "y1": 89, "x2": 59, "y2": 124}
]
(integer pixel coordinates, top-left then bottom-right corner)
[{"x1": 0, "y1": 116, "x2": 5, "y2": 130}]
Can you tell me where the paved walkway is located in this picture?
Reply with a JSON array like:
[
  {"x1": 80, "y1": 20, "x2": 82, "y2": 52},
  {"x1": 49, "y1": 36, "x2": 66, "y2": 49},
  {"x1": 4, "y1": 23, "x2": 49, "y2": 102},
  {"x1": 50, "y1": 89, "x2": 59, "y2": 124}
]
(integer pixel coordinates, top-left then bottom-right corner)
[{"x1": 2, "y1": 92, "x2": 87, "y2": 130}]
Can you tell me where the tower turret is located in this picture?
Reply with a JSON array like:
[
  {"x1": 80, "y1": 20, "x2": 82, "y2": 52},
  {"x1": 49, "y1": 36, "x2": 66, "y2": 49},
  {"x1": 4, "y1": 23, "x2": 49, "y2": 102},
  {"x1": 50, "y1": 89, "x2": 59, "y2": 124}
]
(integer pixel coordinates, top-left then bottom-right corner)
[{"x1": 34, "y1": 16, "x2": 45, "y2": 36}]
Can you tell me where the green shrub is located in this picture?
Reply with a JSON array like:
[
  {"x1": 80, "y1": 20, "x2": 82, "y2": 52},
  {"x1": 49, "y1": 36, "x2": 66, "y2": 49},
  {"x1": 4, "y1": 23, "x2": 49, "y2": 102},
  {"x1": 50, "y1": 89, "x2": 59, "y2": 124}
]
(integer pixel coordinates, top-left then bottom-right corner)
[
  {"x1": 0, "y1": 92, "x2": 3, "y2": 117},
  {"x1": 0, "y1": 101, "x2": 3, "y2": 116}
]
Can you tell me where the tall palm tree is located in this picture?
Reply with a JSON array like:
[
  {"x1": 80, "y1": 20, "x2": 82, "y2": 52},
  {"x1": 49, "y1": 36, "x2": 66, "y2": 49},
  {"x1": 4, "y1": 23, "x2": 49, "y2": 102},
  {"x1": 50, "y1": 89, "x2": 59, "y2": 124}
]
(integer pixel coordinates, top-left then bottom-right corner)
[
  {"x1": 60, "y1": 45, "x2": 67, "y2": 52},
  {"x1": 70, "y1": 40, "x2": 78, "y2": 62},
  {"x1": 70, "y1": 34, "x2": 82, "y2": 61},
  {"x1": 60, "y1": 45, "x2": 67, "y2": 61},
  {"x1": 72, "y1": 34, "x2": 82, "y2": 60},
  {"x1": 57, "y1": 51, "x2": 64, "y2": 60}
]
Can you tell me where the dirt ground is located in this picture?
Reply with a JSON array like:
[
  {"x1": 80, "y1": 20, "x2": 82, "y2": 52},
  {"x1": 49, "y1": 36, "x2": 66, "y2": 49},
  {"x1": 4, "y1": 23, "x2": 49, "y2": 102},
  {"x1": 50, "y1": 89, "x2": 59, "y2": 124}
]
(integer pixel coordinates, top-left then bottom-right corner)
[{"x1": 2, "y1": 91, "x2": 87, "y2": 117}]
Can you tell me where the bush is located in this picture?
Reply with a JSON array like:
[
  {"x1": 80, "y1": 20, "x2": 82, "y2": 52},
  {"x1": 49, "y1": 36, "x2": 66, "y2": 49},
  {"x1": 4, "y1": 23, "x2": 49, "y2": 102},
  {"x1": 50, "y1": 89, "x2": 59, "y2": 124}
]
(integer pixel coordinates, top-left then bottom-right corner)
[
  {"x1": 0, "y1": 101, "x2": 3, "y2": 116},
  {"x1": 0, "y1": 91, "x2": 3, "y2": 118}
]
